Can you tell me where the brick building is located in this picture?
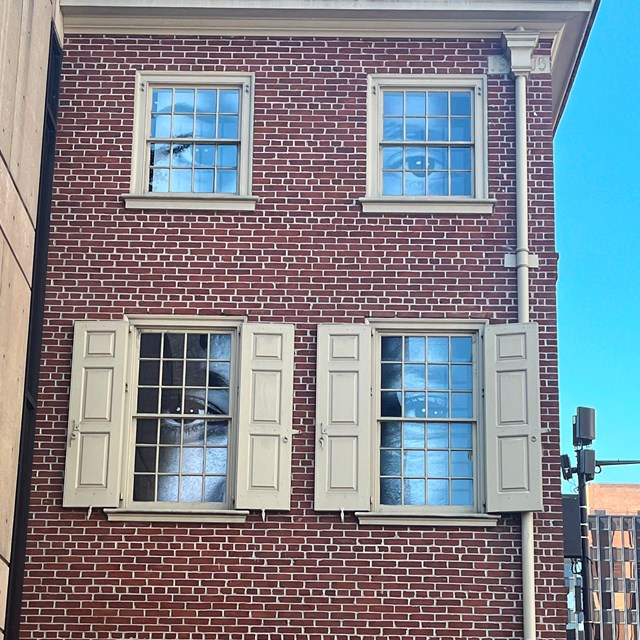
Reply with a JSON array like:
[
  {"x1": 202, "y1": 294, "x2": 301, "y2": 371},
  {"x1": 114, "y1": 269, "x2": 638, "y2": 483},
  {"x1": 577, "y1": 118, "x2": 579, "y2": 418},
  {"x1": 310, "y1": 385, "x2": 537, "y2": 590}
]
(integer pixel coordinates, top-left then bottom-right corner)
[{"x1": 19, "y1": 1, "x2": 598, "y2": 639}]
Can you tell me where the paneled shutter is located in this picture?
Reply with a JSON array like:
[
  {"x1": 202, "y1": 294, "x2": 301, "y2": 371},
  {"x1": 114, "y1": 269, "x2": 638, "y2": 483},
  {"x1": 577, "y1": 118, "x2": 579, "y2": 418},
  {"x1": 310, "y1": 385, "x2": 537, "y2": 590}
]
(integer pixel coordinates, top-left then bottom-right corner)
[
  {"x1": 315, "y1": 324, "x2": 372, "y2": 511},
  {"x1": 235, "y1": 323, "x2": 294, "y2": 510},
  {"x1": 63, "y1": 321, "x2": 129, "y2": 508},
  {"x1": 484, "y1": 322, "x2": 543, "y2": 513}
]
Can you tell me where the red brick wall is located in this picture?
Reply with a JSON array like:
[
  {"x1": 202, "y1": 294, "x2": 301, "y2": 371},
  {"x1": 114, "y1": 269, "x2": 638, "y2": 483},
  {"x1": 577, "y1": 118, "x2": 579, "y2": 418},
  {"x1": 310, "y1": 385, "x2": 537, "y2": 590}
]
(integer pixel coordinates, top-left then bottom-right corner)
[{"x1": 22, "y1": 35, "x2": 564, "y2": 639}]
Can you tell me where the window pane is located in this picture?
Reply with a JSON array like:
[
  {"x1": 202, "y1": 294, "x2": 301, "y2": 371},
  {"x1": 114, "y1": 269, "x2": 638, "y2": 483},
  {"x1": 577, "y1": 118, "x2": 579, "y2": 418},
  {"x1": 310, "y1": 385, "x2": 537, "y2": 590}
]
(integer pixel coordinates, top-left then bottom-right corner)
[
  {"x1": 159, "y1": 419, "x2": 181, "y2": 444},
  {"x1": 194, "y1": 169, "x2": 214, "y2": 193},
  {"x1": 450, "y1": 91, "x2": 471, "y2": 116},
  {"x1": 428, "y1": 147, "x2": 448, "y2": 171},
  {"x1": 137, "y1": 387, "x2": 159, "y2": 413},
  {"x1": 209, "y1": 362, "x2": 230, "y2": 387},
  {"x1": 207, "y1": 420, "x2": 228, "y2": 446},
  {"x1": 381, "y1": 422, "x2": 402, "y2": 448},
  {"x1": 218, "y1": 115, "x2": 239, "y2": 139},
  {"x1": 136, "y1": 419, "x2": 158, "y2": 444},
  {"x1": 182, "y1": 448, "x2": 204, "y2": 473},
  {"x1": 174, "y1": 89, "x2": 195, "y2": 113},
  {"x1": 383, "y1": 92, "x2": 403, "y2": 116},
  {"x1": 381, "y1": 363, "x2": 402, "y2": 389},
  {"x1": 195, "y1": 144, "x2": 215, "y2": 167},
  {"x1": 171, "y1": 169, "x2": 192, "y2": 192},
  {"x1": 428, "y1": 337, "x2": 449, "y2": 362},
  {"x1": 404, "y1": 392, "x2": 426, "y2": 418},
  {"x1": 451, "y1": 393, "x2": 473, "y2": 418},
  {"x1": 427, "y1": 479, "x2": 449, "y2": 505},
  {"x1": 180, "y1": 476, "x2": 203, "y2": 502},
  {"x1": 171, "y1": 143, "x2": 192, "y2": 167},
  {"x1": 206, "y1": 447, "x2": 227, "y2": 474},
  {"x1": 428, "y1": 171, "x2": 448, "y2": 196},
  {"x1": 451, "y1": 451, "x2": 473, "y2": 478},
  {"x1": 158, "y1": 448, "x2": 180, "y2": 473},
  {"x1": 405, "y1": 147, "x2": 426, "y2": 171},
  {"x1": 208, "y1": 389, "x2": 229, "y2": 415},
  {"x1": 406, "y1": 92, "x2": 426, "y2": 116},
  {"x1": 404, "y1": 364, "x2": 426, "y2": 389},
  {"x1": 451, "y1": 364, "x2": 472, "y2": 390},
  {"x1": 185, "y1": 361, "x2": 207, "y2": 386},
  {"x1": 140, "y1": 333, "x2": 161, "y2": 358},
  {"x1": 150, "y1": 114, "x2": 171, "y2": 138},
  {"x1": 187, "y1": 334, "x2": 208, "y2": 359},
  {"x1": 381, "y1": 449, "x2": 402, "y2": 476},
  {"x1": 428, "y1": 450, "x2": 449, "y2": 477},
  {"x1": 382, "y1": 172, "x2": 402, "y2": 195},
  {"x1": 164, "y1": 333, "x2": 185, "y2": 358},
  {"x1": 157, "y1": 475, "x2": 179, "y2": 502},
  {"x1": 162, "y1": 360, "x2": 183, "y2": 386},
  {"x1": 149, "y1": 168, "x2": 169, "y2": 192},
  {"x1": 219, "y1": 89, "x2": 240, "y2": 113},
  {"x1": 382, "y1": 147, "x2": 403, "y2": 170},
  {"x1": 450, "y1": 147, "x2": 471, "y2": 170},
  {"x1": 135, "y1": 446, "x2": 156, "y2": 473},
  {"x1": 427, "y1": 423, "x2": 448, "y2": 448},
  {"x1": 133, "y1": 476, "x2": 156, "y2": 501},
  {"x1": 404, "y1": 451, "x2": 425, "y2": 477},
  {"x1": 150, "y1": 143, "x2": 170, "y2": 167},
  {"x1": 381, "y1": 391, "x2": 402, "y2": 417},
  {"x1": 451, "y1": 117, "x2": 471, "y2": 142},
  {"x1": 210, "y1": 334, "x2": 231, "y2": 360},
  {"x1": 427, "y1": 364, "x2": 448, "y2": 390},
  {"x1": 139, "y1": 360, "x2": 160, "y2": 386},
  {"x1": 403, "y1": 422, "x2": 425, "y2": 448},
  {"x1": 451, "y1": 479, "x2": 473, "y2": 505},
  {"x1": 195, "y1": 115, "x2": 215, "y2": 138},
  {"x1": 205, "y1": 477, "x2": 227, "y2": 502},
  {"x1": 451, "y1": 423, "x2": 472, "y2": 448},
  {"x1": 152, "y1": 89, "x2": 172, "y2": 113},
  {"x1": 380, "y1": 478, "x2": 402, "y2": 505},
  {"x1": 428, "y1": 116, "x2": 449, "y2": 142},
  {"x1": 405, "y1": 171, "x2": 426, "y2": 196},
  {"x1": 161, "y1": 388, "x2": 182, "y2": 413},
  {"x1": 404, "y1": 479, "x2": 426, "y2": 505},
  {"x1": 406, "y1": 118, "x2": 426, "y2": 141},
  {"x1": 383, "y1": 118, "x2": 403, "y2": 141},
  {"x1": 428, "y1": 92, "x2": 448, "y2": 116},
  {"x1": 196, "y1": 89, "x2": 217, "y2": 113},
  {"x1": 381, "y1": 336, "x2": 402, "y2": 361},
  {"x1": 451, "y1": 337, "x2": 472, "y2": 362},
  {"x1": 218, "y1": 145, "x2": 238, "y2": 168},
  {"x1": 173, "y1": 115, "x2": 194, "y2": 138},
  {"x1": 216, "y1": 169, "x2": 238, "y2": 194},
  {"x1": 428, "y1": 392, "x2": 449, "y2": 418},
  {"x1": 451, "y1": 172, "x2": 471, "y2": 196},
  {"x1": 405, "y1": 336, "x2": 426, "y2": 362}
]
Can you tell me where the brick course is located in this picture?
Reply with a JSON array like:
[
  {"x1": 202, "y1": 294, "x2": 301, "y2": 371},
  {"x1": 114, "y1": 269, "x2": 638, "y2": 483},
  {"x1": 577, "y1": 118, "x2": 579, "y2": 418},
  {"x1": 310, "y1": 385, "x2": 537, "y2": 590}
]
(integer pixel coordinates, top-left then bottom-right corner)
[{"x1": 22, "y1": 35, "x2": 564, "y2": 639}]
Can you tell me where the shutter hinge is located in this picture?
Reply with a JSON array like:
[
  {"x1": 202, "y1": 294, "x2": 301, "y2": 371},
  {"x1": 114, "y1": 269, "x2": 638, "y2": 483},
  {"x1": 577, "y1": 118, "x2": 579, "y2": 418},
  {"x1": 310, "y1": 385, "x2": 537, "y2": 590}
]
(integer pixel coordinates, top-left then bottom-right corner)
[
  {"x1": 128, "y1": 324, "x2": 134, "y2": 333},
  {"x1": 119, "y1": 492, "x2": 124, "y2": 502},
  {"x1": 370, "y1": 495, "x2": 374, "y2": 508},
  {"x1": 125, "y1": 382, "x2": 129, "y2": 393},
  {"x1": 372, "y1": 85, "x2": 377, "y2": 95},
  {"x1": 481, "y1": 387, "x2": 485, "y2": 399}
]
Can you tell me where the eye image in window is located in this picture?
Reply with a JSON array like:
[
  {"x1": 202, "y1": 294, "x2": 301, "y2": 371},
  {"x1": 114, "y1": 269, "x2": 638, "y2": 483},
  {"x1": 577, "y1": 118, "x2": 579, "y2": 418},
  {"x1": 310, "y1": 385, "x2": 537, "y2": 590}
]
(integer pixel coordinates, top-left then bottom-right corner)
[
  {"x1": 148, "y1": 87, "x2": 241, "y2": 194},
  {"x1": 133, "y1": 331, "x2": 233, "y2": 504},
  {"x1": 378, "y1": 334, "x2": 475, "y2": 508}
]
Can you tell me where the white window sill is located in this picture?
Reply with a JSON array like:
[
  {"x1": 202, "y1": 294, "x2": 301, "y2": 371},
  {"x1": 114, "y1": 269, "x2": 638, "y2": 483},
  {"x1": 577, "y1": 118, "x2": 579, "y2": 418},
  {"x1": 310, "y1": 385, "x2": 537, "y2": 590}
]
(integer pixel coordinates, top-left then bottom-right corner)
[
  {"x1": 359, "y1": 197, "x2": 495, "y2": 215},
  {"x1": 104, "y1": 508, "x2": 250, "y2": 523},
  {"x1": 355, "y1": 512, "x2": 500, "y2": 527},
  {"x1": 122, "y1": 193, "x2": 259, "y2": 211}
]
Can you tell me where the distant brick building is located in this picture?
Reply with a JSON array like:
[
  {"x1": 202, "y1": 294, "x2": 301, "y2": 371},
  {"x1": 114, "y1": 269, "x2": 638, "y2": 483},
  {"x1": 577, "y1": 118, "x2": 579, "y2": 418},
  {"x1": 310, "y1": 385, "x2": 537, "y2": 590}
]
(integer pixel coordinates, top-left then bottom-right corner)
[{"x1": 19, "y1": 1, "x2": 597, "y2": 639}]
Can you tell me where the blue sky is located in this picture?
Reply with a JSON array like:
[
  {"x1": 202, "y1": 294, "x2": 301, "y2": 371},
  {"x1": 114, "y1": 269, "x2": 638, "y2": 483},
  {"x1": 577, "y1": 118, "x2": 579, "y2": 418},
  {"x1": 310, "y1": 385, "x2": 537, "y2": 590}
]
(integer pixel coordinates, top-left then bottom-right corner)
[{"x1": 555, "y1": 0, "x2": 640, "y2": 483}]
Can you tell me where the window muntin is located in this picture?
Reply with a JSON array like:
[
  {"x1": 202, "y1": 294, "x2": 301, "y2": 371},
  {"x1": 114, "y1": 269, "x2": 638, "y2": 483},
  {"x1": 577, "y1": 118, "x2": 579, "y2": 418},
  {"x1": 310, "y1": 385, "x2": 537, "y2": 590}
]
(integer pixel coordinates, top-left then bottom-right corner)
[
  {"x1": 133, "y1": 330, "x2": 235, "y2": 505},
  {"x1": 147, "y1": 87, "x2": 242, "y2": 194},
  {"x1": 381, "y1": 90, "x2": 474, "y2": 197},
  {"x1": 377, "y1": 333, "x2": 476, "y2": 509}
]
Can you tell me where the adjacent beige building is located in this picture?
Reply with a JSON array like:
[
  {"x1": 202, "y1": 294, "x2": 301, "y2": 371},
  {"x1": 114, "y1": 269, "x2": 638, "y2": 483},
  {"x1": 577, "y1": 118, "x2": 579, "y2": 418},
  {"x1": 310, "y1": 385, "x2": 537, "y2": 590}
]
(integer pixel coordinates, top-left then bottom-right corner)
[{"x1": 0, "y1": 1, "x2": 62, "y2": 637}]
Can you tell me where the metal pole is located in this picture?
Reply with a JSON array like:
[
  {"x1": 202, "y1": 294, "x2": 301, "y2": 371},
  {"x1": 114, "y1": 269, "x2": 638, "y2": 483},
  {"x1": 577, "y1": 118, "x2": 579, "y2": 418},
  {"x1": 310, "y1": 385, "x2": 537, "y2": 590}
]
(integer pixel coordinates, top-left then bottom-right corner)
[{"x1": 578, "y1": 463, "x2": 593, "y2": 640}]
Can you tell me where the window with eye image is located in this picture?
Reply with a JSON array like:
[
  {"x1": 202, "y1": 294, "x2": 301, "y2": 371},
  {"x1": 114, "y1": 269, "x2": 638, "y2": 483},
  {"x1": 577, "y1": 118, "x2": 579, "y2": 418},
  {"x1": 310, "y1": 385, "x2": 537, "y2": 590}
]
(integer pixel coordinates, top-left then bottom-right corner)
[
  {"x1": 134, "y1": 331, "x2": 234, "y2": 504},
  {"x1": 148, "y1": 87, "x2": 241, "y2": 194},
  {"x1": 379, "y1": 334, "x2": 476, "y2": 509},
  {"x1": 381, "y1": 89, "x2": 473, "y2": 197}
]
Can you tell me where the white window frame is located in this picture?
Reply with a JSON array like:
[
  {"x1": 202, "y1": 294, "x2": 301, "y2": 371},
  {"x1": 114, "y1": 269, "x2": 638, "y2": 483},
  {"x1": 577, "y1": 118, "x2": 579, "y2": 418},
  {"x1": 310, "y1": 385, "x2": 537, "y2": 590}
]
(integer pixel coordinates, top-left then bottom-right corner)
[
  {"x1": 112, "y1": 315, "x2": 247, "y2": 521},
  {"x1": 368, "y1": 319, "x2": 487, "y2": 517},
  {"x1": 124, "y1": 72, "x2": 258, "y2": 212},
  {"x1": 360, "y1": 74, "x2": 493, "y2": 216}
]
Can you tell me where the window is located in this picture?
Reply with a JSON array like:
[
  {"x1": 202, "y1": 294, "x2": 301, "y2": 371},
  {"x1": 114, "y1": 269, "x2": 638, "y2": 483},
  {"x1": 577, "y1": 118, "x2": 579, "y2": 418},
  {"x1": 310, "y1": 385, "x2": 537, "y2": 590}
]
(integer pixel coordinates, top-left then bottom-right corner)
[
  {"x1": 133, "y1": 330, "x2": 236, "y2": 505},
  {"x1": 124, "y1": 73, "x2": 257, "y2": 211},
  {"x1": 63, "y1": 318, "x2": 294, "y2": 522},
  {"x1": 361, "y1": 75, "x2": 492, "y2": 215},
  {"x1": 314, "y1": 321, "x2": 542, "y2": 523},
  {"x1": 378, "y1": 333, "x2": 476, "y2": 511}
]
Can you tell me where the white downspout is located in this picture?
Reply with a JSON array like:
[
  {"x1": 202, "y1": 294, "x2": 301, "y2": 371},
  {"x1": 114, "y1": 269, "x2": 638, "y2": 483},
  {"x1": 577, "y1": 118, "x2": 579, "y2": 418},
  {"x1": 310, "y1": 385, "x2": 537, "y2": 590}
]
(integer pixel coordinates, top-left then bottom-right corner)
[{"x1": 502, "y1": 28, "x2": 539, "y2": 640}]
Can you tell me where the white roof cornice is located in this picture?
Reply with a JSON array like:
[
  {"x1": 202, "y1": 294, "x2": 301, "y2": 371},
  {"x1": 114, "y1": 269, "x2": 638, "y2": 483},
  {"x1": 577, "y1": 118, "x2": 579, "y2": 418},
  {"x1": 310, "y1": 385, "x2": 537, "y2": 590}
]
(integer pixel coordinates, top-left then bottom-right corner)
[{"x1": 59, "y1": 0, "x2": 598, "y2": 126}]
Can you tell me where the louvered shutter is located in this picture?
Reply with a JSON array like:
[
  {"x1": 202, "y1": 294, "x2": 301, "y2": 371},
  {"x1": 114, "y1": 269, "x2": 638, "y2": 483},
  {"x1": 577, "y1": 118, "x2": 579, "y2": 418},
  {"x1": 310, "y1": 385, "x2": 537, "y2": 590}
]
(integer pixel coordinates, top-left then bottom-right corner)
[
  {"x1": 484, "y1": 322, "x2": 543, "y2": 513},
  {"x1": 235, "y1": 323, "x2": 294, "y2": 510},
  {"x1": 63, "y1": 321, "x2": 128, "y2": 508},
  {"x1": 315, "y1": 324, "x2": 372, "y2": 511}
]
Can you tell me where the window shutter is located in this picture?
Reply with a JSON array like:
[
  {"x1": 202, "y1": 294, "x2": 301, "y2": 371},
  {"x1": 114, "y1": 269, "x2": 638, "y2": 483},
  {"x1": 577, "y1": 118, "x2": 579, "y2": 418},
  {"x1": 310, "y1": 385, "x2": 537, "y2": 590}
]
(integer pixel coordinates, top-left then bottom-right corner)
[
  {"x1": 63, "y1": 321, "x2": 129, "y2": 508},
  {"x1": 484, "y1": 322, "x2": 543, "y2": 513},
  {"x1": 235, "y1": 323, "x2": 295, "y2": 510},
  {"x1": 315, "y1": 324, "x2": 372, "y2": 511}
]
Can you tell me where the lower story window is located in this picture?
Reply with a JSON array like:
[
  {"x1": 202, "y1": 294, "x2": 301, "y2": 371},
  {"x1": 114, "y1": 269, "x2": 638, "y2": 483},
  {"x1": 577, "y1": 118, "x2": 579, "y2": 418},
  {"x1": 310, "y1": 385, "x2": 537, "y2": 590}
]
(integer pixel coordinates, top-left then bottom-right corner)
[
  {"x1": 378, "y1": 333, "x2": 476, "y2": 509},
  {"x1": 133, "y1": 330, "x2": 235, "y2": 505}
]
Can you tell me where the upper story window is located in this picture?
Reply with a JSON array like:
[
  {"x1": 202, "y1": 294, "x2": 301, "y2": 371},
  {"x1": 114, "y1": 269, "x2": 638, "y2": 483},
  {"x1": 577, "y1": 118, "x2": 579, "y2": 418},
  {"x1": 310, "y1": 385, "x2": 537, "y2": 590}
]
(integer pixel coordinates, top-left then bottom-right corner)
[
  {"x1": 124, "y1": 72, "x2": 257, "y2": 211},
  {"x1": 361, "y1": 75, "x2": 492, "y2": 215}
]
